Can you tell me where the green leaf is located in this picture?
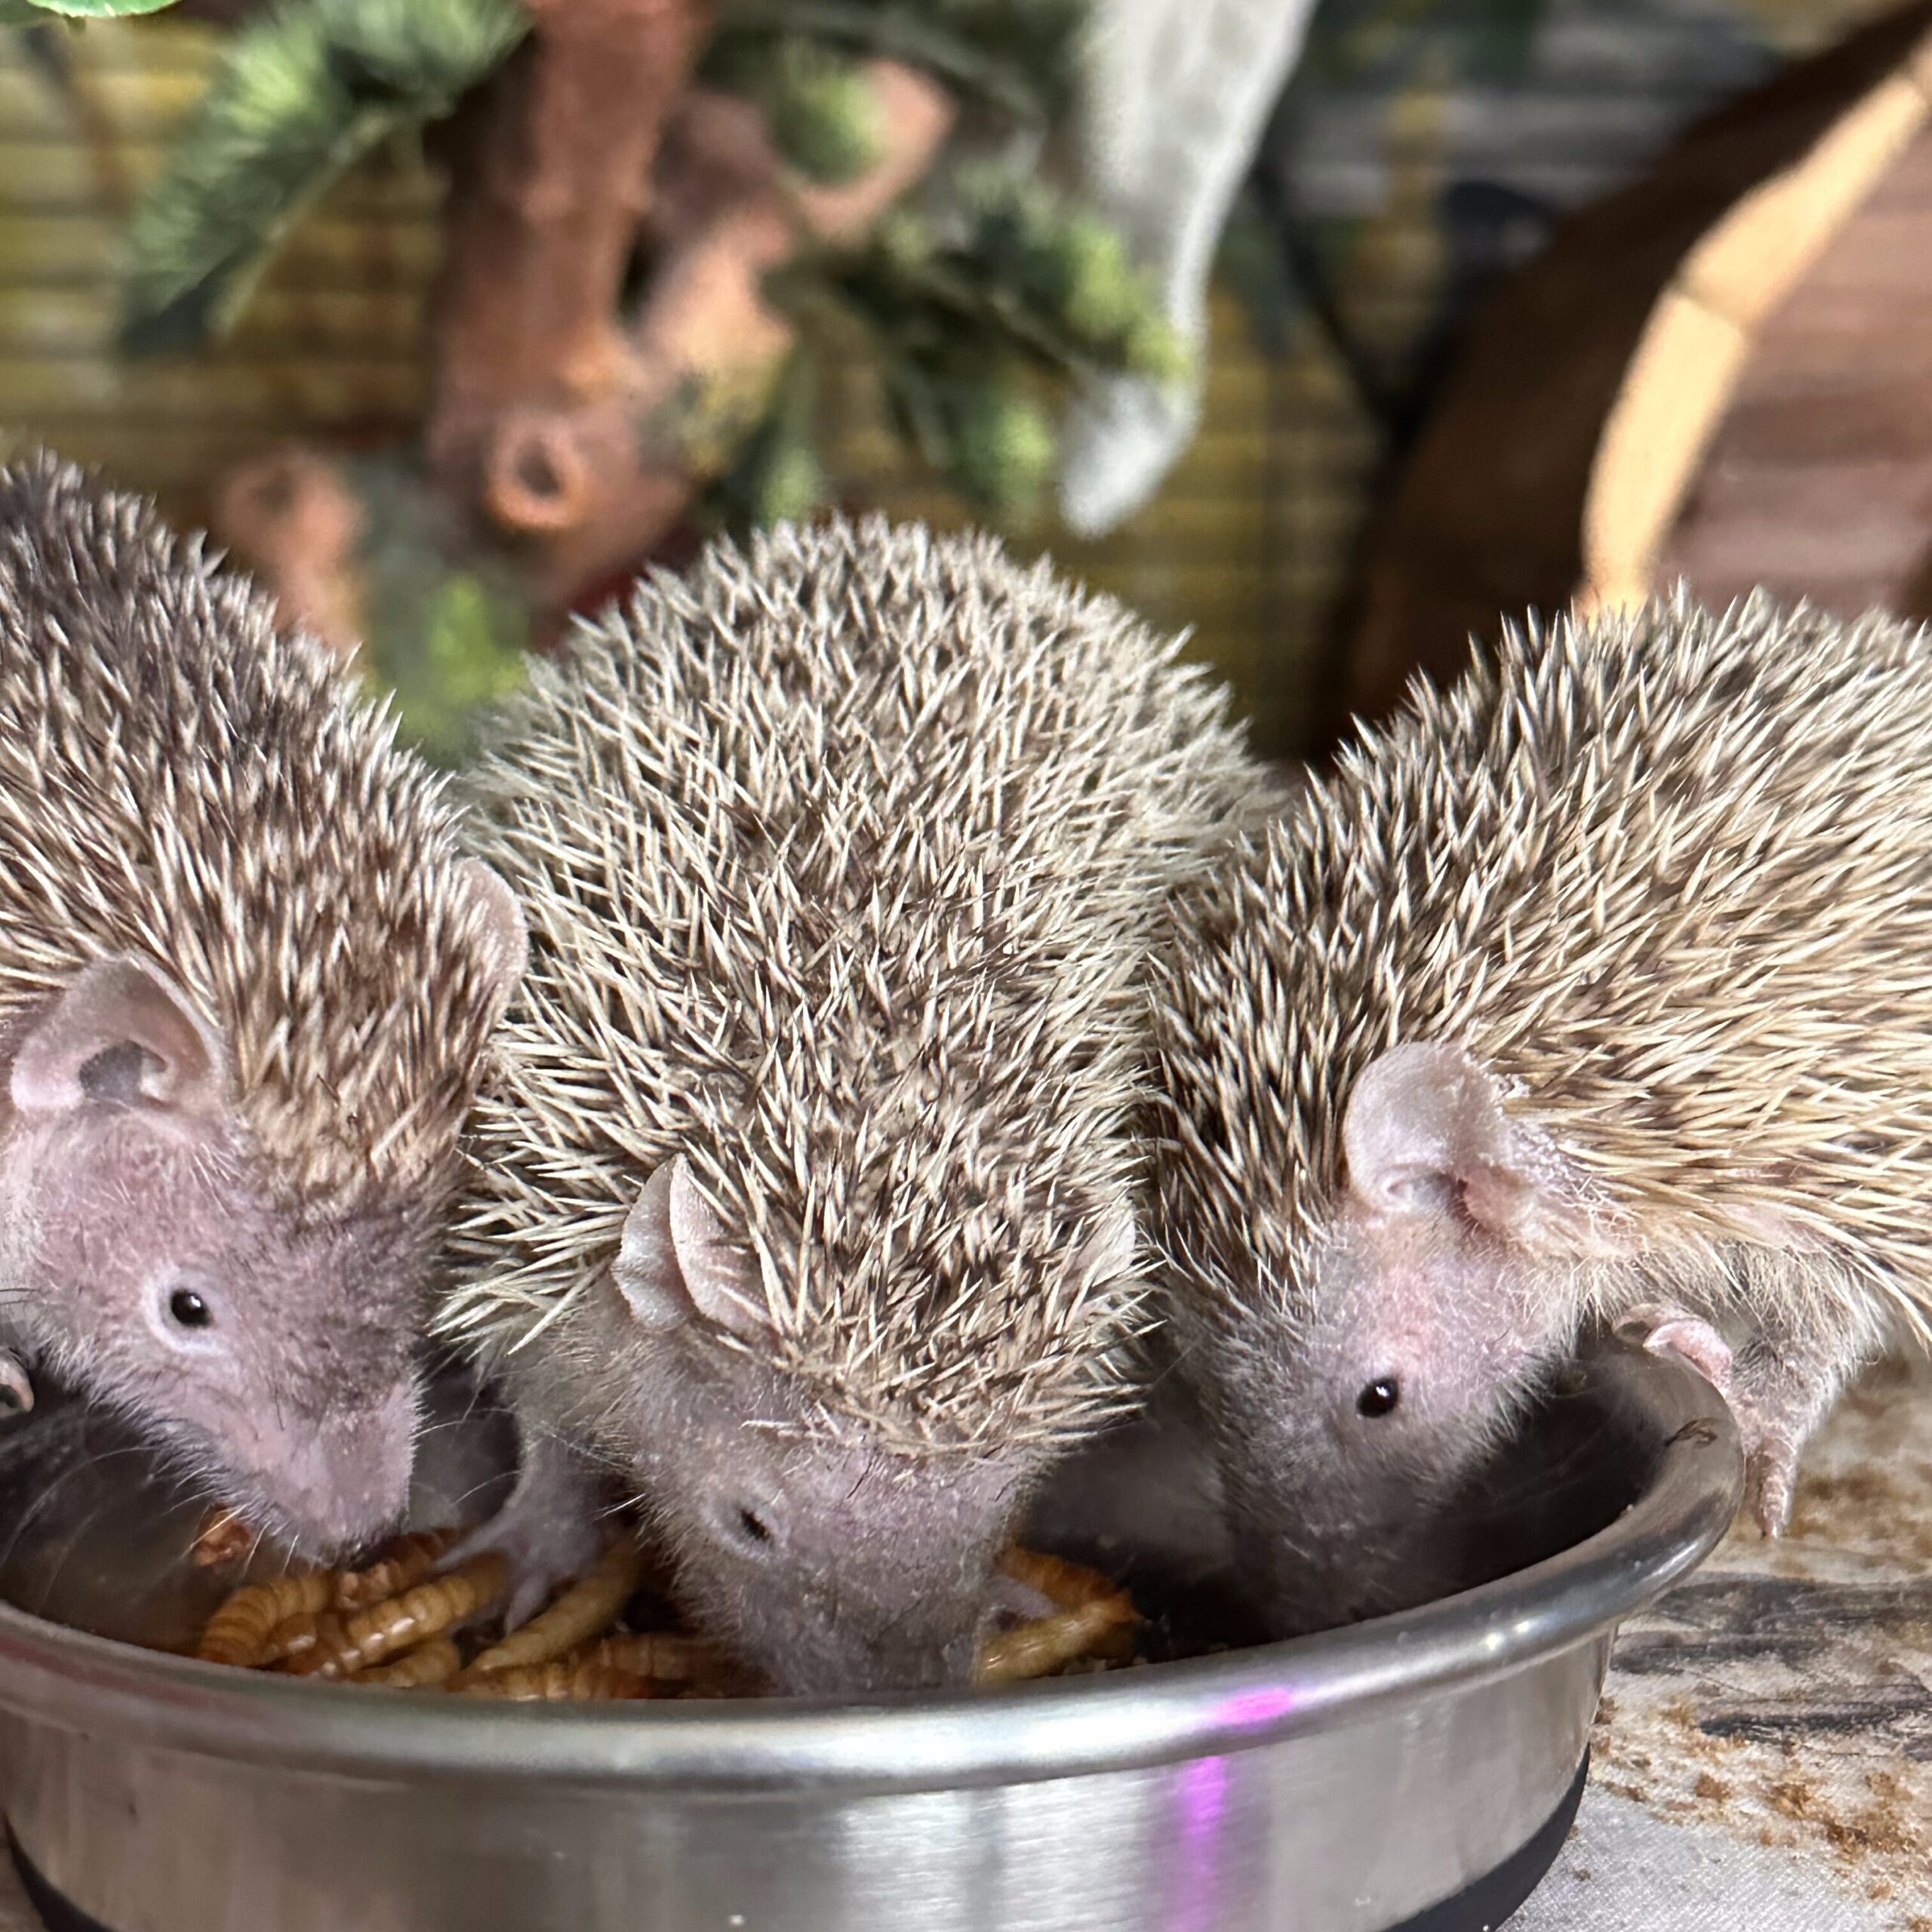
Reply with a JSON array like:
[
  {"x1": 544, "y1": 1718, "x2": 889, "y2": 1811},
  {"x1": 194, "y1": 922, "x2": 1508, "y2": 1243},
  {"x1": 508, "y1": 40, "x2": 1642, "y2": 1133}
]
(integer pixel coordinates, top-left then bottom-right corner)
[
  {"x1": 943, "y1": 369, "x2": 1054, "y2": 517},
  {"x1": 35, "y1": 0, "x2": 178, "y2": 13},
  {"x1": 712, "y1": 0, "x2": 1084, "y2": 124},
  {"x1": 120, "y1": 0, "x2": 528, "y2": 355},
  {"x1": 808, "y1": 169, "x2": 1177, "y2": 383},
  {"x1": 344, "y1": 457, "x2": 533, "y2": 767},
  {"x1": 2, "y1": 0, "x2": 177, "y2": 19},
  {"x1": 763, "y1": 42, "x2": 885, "y2": 183}
]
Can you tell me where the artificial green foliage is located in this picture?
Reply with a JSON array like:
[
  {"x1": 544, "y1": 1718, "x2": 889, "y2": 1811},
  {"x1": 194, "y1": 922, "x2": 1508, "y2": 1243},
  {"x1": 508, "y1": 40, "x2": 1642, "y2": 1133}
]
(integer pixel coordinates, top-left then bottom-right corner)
[
  {"x1": 720, "y1": 418, "x2": 828, "y2": 525},
  {"x1": 0, "y1": 0, "x2": 177, "y2": 21},
  {"x1": 959, "y1": 173, "x2": 1187, "y2": 380},
  {"x1": 703, "y1": 33, "x2": 884, "y2": 183},
  {"x1": 750, "y1": 434, "x2": 827, "y2": 523},
  {"x1": 700, "y1": 349, "x2": 828, "y2": 530},
  {"x1": 943, "y1": 371, "x2": 1054, "y2": 517},
  {"x1": 119, "y1": 0, "x2": 528, "y2": 353},
  {"x1": 361, "y1": 558, "x2": 528, "y2": 768},
  {"x1": 764, "y1": 42, "x2": 883, "y2": 182},
  {"x1": 392, "y1": 571, "x2": 528, "y2": 763},
  {"x1": 115, "y1": 0, "x2": 1178, "y2": 569},
  {"x1": 712, "y1": 0, "x2": 1084, "y2": 125},
  {"x1": 350, "y1": 459, "x2": 531, "y2": 767},
  {"x1": 777, "y1": 171, "x2": 1182, "y2": 515}
]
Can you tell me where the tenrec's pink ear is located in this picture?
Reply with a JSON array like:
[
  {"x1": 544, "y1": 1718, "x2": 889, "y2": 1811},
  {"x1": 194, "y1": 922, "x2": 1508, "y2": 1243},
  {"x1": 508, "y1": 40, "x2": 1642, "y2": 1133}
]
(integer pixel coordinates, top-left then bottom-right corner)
[
  {"x1": 456, "y1": 858, "x2": 528, "y2": 1010},
  {"x1": 614, "y1": 1157, "x2": 774, "y2": 1340},
  {"x1": 1342, "y1": 1041, "x2": 1541, "y2": 1235},
  {"x1": 10, "y1": 957, "x2": 226, "y2": 1119}
]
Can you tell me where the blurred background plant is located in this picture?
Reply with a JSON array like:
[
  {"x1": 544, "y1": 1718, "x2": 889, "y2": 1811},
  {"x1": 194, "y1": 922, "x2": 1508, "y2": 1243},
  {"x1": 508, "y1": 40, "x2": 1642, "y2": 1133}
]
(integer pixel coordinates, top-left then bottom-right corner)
[
  {"x1": 11, "y1": 0, "x2": 1201, "y2": 759},
  {"x1": 0, "y1": 0, "x2": 1900, "y2": 766}
]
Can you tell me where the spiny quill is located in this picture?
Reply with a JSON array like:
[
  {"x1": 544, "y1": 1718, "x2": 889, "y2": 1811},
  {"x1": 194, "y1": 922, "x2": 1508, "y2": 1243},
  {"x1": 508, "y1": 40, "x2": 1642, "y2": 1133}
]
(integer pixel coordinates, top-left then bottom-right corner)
[
  {"x1": 443, "y1": 515, "x2": 1259, "y2": 1452},
  {"x1": 1151, "y1": 589, "x2": 1932, "y2": 1635},
  {"x1": 0, "y1": 451, "x2": 524, "y2": 1554},
  {"x1": 438, "y1": 514, "x2": 1265, "y2": 1693},
  {"x1": 0, "y1": 452, "x2": 516, "y2": 1208}
]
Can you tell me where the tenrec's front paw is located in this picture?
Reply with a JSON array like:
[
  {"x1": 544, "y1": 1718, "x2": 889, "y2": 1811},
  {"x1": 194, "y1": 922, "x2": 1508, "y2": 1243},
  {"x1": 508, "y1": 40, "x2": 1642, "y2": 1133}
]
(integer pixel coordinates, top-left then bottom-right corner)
[
  {"x1": 1615, "y1": 1304, "x2": 1735, "y2": 1394},
  {"x1": 444, "y1": 1507, "x2": 607, "y2": 1631}
]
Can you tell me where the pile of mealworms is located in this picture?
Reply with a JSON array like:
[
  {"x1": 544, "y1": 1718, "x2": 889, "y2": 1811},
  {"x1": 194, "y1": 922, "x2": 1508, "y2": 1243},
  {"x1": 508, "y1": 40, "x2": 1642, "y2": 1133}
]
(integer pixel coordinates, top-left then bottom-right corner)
[{"x1": 184, "y1": 1516, "x2": 1143, "y2": 1700}]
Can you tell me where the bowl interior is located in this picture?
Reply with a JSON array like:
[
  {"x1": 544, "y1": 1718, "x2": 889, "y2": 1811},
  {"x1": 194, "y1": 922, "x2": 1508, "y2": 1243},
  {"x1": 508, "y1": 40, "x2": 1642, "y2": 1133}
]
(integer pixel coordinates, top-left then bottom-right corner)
[{"x1": 0, "y1": 1346, "x2": 1660, "y2": 1664}]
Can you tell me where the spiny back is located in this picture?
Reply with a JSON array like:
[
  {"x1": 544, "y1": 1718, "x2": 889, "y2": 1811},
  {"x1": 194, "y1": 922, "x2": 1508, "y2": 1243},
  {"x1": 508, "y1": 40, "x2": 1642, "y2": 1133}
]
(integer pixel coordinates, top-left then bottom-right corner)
[
  {"x1": 445, "y1": 515, "x2": 1259, "y2": 1452},
  {"x1": 0, "y1": 453, "x2": 510, "y2": 1208},
  {"x1": 1155, "y1": 591, "x2": 1932, "y2": 1318}
]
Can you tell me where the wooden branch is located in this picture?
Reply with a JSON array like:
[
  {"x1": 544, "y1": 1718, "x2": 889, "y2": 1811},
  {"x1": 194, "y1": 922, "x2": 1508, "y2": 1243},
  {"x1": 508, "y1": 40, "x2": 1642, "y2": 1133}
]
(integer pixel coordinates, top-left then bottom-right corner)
[
  {"x1": 211, "y1": 46, "x2": 953, "y2": 641},
  {"x1": 482, "y1": 57, "x2": 955, "y2": 606},
  {"x1": 213, "y1": 446, "x2": 366, "y2": 663},
  {"x1": 425, "y1": 0, "x2": 718, "y2": 531}
]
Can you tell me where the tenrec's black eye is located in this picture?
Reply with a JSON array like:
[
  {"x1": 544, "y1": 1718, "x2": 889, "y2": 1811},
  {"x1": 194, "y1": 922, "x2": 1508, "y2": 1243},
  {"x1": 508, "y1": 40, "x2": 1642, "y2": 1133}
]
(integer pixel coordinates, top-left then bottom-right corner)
[
  {"x1": 1357, "y1": 1377, "x2": 1401, "y2": 1419},
  {"x1": 168, "y1": 1287, "x2": 214, "y2": 1331},
  {"x1": 736, "y1": 1506, "x2": 772, "y2": 1546}
]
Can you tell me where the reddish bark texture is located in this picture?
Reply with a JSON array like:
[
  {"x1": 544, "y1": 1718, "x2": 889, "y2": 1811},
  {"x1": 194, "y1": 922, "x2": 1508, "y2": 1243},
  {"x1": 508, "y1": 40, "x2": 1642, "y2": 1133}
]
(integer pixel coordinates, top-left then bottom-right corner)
[
  {"x1": 213, "y1": 15, "x2": 953, "y2": 635},
  {"x1": 214, "y1": 447, "x2": 366, "y2": 662},
  {"x1": 426, "y1": 0, "x2": 719, "y2": 539},
  {"x1": 499, "y1": 59, "x2": 952, "y2": 604}
]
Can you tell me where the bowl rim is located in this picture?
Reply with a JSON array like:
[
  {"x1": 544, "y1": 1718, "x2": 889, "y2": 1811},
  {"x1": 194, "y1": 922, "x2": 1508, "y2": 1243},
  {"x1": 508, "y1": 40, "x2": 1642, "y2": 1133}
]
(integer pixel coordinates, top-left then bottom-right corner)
[{"x1": 0, "y1": 1340, "x2": 1740, "y2": 1796}]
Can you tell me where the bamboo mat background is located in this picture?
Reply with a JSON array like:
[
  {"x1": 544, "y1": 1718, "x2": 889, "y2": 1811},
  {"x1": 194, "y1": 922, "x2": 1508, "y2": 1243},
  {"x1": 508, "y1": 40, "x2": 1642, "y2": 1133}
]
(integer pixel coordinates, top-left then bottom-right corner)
[{"x1": 0, "y1": 0, "x2": 1915, "y2": 757}]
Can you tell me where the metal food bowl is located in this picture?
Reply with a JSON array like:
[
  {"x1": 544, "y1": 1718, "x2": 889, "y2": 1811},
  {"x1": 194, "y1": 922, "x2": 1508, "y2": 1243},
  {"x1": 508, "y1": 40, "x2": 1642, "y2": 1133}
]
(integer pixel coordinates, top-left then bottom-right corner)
[{"x1": 0, "y1": 1339, "x2": 1740, "y2": 1932}]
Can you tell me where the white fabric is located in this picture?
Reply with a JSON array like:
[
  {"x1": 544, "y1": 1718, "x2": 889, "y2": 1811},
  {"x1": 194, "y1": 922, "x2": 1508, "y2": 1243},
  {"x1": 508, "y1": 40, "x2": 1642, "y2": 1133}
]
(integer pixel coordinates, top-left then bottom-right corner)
[
  {"x1": 1057, "y1": 0, "x2": 1318, "y2": 534},
  {"x1": 1518, "y1": 1790, "x2": 1903, "y2": 1930}
]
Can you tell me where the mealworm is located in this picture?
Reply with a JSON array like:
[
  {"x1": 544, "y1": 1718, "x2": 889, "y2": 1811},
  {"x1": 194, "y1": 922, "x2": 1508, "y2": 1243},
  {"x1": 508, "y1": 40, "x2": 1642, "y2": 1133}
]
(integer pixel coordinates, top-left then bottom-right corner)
[
  {"x1": 977, "y1": 1547, "x2": 1140, "y2": 1683},
  {"x1": 995, "y1": 1547, "x2": 1128, "y2": 1612},
  {"x1": 463, "y1": 1541, "x2": 646, "y2": 1677},
  {"x1": 333, "y1": 1531, "x2": 458, "y2": 1610},
  {"x1": 288, "y1": 1554, "x2": 511, "y2": 1681},
  {"x1": 580, "y1": 1631, "x2": 733, "y2": 1683},
  {"x1": 977, "y1": 1597, "x2": 1139, "y2": 1683},
  {"x1": 263, "y1": 1608, "x2": 346, "y2": 1669},
  {"x1": 197, "y1": 1571, "x2": 334, "y2": 1667},
  {"x1": 355, "y1": 1637, "x2": 463, "y2": 1689},
  {"x1": 454, "y1": 1658, "x2": 656, "y2": 1701}
]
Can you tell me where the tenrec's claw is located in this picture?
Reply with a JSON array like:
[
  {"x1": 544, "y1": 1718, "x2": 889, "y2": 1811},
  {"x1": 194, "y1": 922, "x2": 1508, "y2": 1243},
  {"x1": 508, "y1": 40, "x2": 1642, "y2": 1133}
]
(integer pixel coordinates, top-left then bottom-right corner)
[
  {"x1": 462, "y1": 1540, "x2": 647, "y2": 1678},
  {"x1": 444, "y1": 1512, "x2": 607, "y2": 1636},
  {"x1": 1743, "y1": 1437, "x2": 1800, "y2": 1539},
  {"x1": 1616, "y1": 1305, "x2": 1735, "y2": 1393}
]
